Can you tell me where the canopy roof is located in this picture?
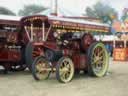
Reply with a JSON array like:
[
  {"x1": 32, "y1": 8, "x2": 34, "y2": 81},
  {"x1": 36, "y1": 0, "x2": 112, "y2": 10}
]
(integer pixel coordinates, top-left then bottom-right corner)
[
  {"x1": 49, "y1": 15, "x2": 109, "y2": 27},
  {"x1": 0, "y1": 15, "x2": 21, "y2": 21},
  {"x1": 21, "y1": 15, "x2": 110, "y2": 33},
  {"x1": 0, "y1": 15, "x2": 22, "y2": 25}
]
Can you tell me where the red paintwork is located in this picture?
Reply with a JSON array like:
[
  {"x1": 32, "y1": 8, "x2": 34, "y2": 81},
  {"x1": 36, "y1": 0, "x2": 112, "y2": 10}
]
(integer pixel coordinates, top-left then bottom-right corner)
[
  {"x1": 20, "y1": 15, "x2": 110, "y2": 70},
  {"x1": 0, "y1": 19, "x2": 20, "y2": 25},
  {"x1": 33, "y1": 42, "x2": 58, "y2": 51},
  {"x1": 126, "y1": 48, "x2": 128, "y2": 59},
  {"x1": 0, "y1": 49, "x2": 21, "y2": 62},
  {"x1": 72, "y1": 54, "x2": 88, "y2": 69},
  {"x1": 0, "y1": 15, "x2": 110, "y2": 71},
  {"x1": 0, "y1": 30, "x2": 21, "y2": 62},
  {"x1": 0, "y1": 19, "x2": 23, "y2": 69}
]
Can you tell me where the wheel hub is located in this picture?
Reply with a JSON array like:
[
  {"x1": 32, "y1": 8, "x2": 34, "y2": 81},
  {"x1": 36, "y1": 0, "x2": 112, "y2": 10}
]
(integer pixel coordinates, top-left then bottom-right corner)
[{"x1": 61, "y1": 67, "x2": 69, "y2": 72}]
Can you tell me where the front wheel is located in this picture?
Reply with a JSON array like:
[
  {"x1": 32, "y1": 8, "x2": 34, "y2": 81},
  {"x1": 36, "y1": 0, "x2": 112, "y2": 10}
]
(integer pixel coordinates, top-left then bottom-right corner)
[
  {"x1": 31, "y1": 56, "x2": 51, "y2": 80},
  {"x1": 56, "y1": 57, "x2": 74, "y2": 83},
  {"x1": 88, "y1": 42, "x2": 109, "y2": 77}
]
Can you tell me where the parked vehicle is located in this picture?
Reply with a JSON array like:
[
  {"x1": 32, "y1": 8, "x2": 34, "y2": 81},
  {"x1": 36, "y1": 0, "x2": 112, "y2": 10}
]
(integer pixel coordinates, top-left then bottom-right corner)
[
  {"x1": 20, "y1": 15, "x2": 110, "y2": 83},
  {"x1": 0, "y1": 15, "x2": 27, "y2": 72}
]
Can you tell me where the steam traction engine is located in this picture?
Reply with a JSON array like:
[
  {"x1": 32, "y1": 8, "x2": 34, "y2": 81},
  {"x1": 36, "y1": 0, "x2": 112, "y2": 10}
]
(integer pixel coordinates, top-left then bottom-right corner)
[
  {"x1": 0, "y1": 16, "x2": 27, "y2": 72},
  {"x1": 21, "y1": 15, "x2": 110, "y2": 83}
]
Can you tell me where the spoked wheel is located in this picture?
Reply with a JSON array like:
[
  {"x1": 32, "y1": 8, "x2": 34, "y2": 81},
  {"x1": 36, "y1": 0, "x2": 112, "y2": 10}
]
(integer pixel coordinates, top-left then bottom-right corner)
[
  {"x1": 31, "y1": 56, "x2": 51, "y2": 80},
  {"x1": 56, "y1": 57, "x2": 74, "y2": 83},
  {"x1": 88, "y1": 42, "x2": 109, "y2": 77}
]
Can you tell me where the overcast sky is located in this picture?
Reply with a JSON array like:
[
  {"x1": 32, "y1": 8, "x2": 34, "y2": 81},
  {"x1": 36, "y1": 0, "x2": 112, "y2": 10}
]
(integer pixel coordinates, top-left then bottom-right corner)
[{"x1": 0, "y1": 0, "x2": 128, "y2": 16}]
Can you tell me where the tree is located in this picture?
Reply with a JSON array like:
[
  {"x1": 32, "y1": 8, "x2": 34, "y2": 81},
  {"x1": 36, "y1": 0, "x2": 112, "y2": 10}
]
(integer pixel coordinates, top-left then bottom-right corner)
[
  {"x1": 85, "y1": 2, "x2": 118, "y2": 24},
  {"x1": 0, "y1": 7, "x2": 16, "y2": 15},
  {"x1": 85, "y1": 7, "x2": 97, "y2": 18},
  {"x1": 18, "y1": 4, "x2": 47, "y2": 16},
  {"x1": 121, "y1": 9, "x2": 128, "y2": 21}
]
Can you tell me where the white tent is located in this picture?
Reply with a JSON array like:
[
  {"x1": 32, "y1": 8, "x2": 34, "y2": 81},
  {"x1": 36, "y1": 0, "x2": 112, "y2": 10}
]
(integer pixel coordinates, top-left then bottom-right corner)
[{"x1": 94, "y1": 35, "x2": 119, "y2": 41}]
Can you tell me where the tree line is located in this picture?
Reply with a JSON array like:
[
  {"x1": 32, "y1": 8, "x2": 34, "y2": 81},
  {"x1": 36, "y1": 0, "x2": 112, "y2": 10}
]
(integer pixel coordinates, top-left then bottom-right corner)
[
  {"x1": 0, "y1": 4, "x2": 46, "y2": 16},
  {"x1": 0, "y1": 2, "x2": 128, "y2": 23}
]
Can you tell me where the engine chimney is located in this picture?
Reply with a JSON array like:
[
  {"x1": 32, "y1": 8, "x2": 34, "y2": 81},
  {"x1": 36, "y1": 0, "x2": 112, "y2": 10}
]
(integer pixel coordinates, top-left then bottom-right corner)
[{"x1": 51, "y1": 0, "x2": 58, "y2": 16}]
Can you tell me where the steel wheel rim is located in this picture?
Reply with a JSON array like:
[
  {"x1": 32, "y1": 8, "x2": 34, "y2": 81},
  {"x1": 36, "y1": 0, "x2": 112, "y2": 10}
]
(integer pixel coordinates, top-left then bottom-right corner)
[
  {"x1": 59, "y1": 58, "x2": 74, "y2": 82},
  {"x1": 91, "y1": 45, "x2": 107, "y2": 75},
  {"x1": 35, "y1": 58, "x2": 50, "y2": 80}
]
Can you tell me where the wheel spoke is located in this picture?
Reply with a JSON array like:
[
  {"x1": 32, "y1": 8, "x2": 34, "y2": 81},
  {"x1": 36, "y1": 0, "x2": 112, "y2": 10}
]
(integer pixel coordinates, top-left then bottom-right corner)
[
  {"x1": 88, "y1": 42, "x2": 109, "y2": 77},
  {"x1": 64, "y1": 61, "x2": 68, "y2": 66},
  {"x1": 90, "y1": 44, "x2": 108, "y2": 74},
  {"x1": 60, "y1": 71, "x2": 66, "y2": 80},
  {"x1": 66, "y1": 63, "x2": 70, "y2": 69},
  {"x1": 98, "y1": 50, "x2": 104, "y2": 56},
  {"x1": 92, "y1": 51, "x2": 97, "y2": 58},
  {"x1": 56, "y1": 57, "x2": 74, "y2": 83},
  {"x1": 32, "y1": 56, "x2": 51, "y2": 80}
]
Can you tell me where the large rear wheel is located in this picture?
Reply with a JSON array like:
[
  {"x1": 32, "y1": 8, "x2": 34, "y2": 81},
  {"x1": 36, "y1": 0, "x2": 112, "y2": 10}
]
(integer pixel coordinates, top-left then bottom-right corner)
[
  {"x1": 31, "y1": 56, "x2": 51, "y2": 80},
  {"x1": 56, "y1": 57, "x2": 74, "y2": 83},
  {"x1": 88, "y1": 42, "x2": 109, "y2": 77}
]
